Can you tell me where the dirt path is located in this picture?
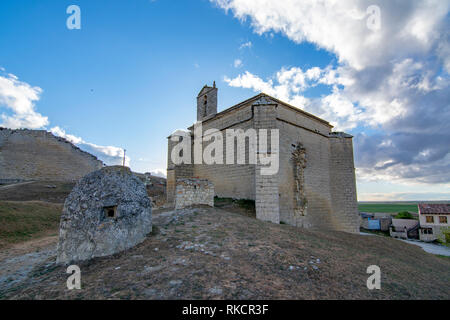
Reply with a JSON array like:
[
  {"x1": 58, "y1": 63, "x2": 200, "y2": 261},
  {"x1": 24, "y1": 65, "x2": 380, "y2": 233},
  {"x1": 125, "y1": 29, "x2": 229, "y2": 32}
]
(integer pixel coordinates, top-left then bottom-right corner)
[
  {"x1": 399, "y1": 239, "x2": 450, "y2": 256},
  {"x1": 361, "y1": 232, "x2": 450, "y2": 257},
  {"x1": 0, "y1": 208, "x2": 177, "y2": 297},
  {"x1": 0, "y1": 181, "x2": 34, "y2": 191},
  {"x1": 0, "y1": 235, "x2": 58, "y2": 295}
]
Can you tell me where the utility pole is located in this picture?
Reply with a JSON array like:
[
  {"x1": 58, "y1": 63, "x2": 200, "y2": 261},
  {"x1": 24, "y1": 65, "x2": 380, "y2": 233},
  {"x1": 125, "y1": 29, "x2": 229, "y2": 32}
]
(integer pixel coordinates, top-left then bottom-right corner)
[{"x1": 123, "y1": 149, "x2": 126, "y2": 167}]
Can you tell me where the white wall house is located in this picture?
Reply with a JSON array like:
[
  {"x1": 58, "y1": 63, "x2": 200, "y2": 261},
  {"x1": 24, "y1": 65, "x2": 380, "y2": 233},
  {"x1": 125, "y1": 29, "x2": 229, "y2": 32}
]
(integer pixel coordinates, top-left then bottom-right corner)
[{"x1": 418, "y1": 203, "x2": 450, "y2": 243}]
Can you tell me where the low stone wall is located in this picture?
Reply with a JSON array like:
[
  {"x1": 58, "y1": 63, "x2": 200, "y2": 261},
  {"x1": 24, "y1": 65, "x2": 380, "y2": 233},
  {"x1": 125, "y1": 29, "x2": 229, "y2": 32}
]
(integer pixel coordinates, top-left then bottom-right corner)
[
  {"x1": 390, "y1": 229, "x2": 408, "y2": 239},
  {"x1": 175, "y1": 178, "x2": 214, "y2": 209}
]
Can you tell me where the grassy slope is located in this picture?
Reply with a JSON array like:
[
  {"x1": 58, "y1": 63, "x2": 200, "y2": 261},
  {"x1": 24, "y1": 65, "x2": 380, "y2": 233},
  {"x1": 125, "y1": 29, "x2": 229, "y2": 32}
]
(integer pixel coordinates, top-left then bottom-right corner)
[
  {"x1": 0, "y1": 180, "x2": 165, "y2": 248},
  {"x1": 4, "y1": 206, "x2": 449, "y2": 299},
  {"x1": 0, "y1": 181, "x2": 74, "y2": 203},
  {"x1": 0, "y1": 201, "x2": 62, "y2": 248}
]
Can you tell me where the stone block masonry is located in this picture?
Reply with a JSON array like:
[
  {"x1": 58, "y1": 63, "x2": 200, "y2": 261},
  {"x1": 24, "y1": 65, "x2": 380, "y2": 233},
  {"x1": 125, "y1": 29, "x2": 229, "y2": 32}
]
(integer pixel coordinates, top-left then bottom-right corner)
[
  {"x1": 175, "y1": 178, "x2": 214, "y2": 209},
  {"x1": 254, "y1": 101, "x2": 280, "y2": 224}
]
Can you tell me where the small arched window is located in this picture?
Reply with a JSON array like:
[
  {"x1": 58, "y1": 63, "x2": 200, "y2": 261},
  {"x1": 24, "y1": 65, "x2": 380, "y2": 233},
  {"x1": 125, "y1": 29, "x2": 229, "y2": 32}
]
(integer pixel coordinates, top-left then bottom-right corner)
[{"x1": 203, "y1": 95, "x2": 208, "y2": 117}]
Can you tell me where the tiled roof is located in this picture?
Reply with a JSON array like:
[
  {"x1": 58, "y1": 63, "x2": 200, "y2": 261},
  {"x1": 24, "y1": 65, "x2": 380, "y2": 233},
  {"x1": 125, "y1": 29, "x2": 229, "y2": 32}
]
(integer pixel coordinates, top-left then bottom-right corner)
[{"x1": 418, "y1": 203, "x2": 450, "y2": 215}]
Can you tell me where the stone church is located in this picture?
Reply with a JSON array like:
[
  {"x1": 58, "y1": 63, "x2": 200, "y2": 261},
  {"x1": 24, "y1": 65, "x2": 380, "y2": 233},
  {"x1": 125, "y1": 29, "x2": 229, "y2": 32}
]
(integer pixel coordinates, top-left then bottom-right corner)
[{"x1": 167, "y1": 83, "x2": 359, "y2": 233}]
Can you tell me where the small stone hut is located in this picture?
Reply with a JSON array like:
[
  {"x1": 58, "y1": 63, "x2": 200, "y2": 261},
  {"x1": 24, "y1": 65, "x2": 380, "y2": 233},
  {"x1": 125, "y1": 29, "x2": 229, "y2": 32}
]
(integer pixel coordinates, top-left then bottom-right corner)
[{"x1": 57, "y1": 166, "x2": 152, "y2": 264}]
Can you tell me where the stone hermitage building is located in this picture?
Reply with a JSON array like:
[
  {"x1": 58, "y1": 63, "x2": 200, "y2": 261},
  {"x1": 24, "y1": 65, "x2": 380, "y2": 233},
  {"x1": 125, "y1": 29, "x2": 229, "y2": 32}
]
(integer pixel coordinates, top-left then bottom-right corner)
[{"x1": 167, "y1": 83, "x2": 359, "y2": 233}]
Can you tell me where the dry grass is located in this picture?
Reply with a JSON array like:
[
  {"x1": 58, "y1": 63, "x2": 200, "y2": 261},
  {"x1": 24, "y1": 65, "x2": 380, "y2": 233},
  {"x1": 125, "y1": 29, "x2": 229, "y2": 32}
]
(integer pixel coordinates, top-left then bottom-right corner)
[
  {"x1": 0, "y1": 181, "x2": 75, "y2": 203},
  {"x1": 2, "y1": 206, "x2": 449, "y2": 300},
  {"x1": 0, "y1": 201, "x2": 62, "y2": 249}
]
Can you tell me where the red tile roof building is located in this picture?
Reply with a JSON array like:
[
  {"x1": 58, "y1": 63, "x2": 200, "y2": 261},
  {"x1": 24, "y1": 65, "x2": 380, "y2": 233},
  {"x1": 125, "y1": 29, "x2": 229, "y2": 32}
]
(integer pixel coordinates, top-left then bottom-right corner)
[{"x1": 418, "y1": 203, "x2": 450, "y2": 215}]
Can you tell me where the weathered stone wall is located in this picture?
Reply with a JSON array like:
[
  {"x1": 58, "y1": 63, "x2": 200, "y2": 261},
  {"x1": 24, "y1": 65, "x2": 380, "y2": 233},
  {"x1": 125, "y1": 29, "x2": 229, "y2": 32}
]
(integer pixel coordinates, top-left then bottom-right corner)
[
  {"x1": 0, "y1": 128, "x2": 103, "y2": 182},
  {"x1": 329, "y1": 135, "x2": 359, "y2": 233},
  {"x1": 277, "y1": 117, "x2": 335, "y2": 229},
  {"x1": 166, "y1": 169, "x2": 176, "y2": 204},
  {"x1": 166, "y1": 132, "x2": 194, "y2": 204},
  {"x1": 254, "y1": 101, "x2": 279, "y2": 223},
  {"x1": 175, "y1": 178, "x2": 214, "y2": 209}
]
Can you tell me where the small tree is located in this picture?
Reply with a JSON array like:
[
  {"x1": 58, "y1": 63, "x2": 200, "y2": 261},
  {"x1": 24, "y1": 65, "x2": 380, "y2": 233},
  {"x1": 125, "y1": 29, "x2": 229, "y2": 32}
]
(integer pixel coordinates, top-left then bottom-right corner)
[{"x1": 394, "y1": 211, "x2": 414, "y2": 220}]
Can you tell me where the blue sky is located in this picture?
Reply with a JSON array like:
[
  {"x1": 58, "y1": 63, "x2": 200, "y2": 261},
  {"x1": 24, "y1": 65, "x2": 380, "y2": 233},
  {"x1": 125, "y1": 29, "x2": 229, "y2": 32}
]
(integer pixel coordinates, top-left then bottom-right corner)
[{"x1": 1, "y1": 0, "x2": 449, "y2": 201}]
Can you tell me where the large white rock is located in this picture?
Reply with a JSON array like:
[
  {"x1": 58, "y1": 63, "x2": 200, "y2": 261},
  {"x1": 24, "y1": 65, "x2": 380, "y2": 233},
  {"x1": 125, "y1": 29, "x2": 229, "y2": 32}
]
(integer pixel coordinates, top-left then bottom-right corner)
[{"x1": 57, "y1": 166, "x2": 152, "y2": 264}]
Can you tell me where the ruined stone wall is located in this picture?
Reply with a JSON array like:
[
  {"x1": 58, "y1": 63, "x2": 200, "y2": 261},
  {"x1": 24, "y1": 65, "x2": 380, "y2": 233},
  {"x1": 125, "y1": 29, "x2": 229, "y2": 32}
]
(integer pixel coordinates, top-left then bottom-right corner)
[
  {"x1": 0, "y1": 128, "x2": 103, "y2": 182},
  {"x1": 277, "y1": 110, "x2": 358, "y2": 232},
  {"x1": 329, "y1": 135, "x2": 359, "y2": 233},
  {"x1": 166, "y1": 134, "x2": 194, "y2": 204},
  {"x1": 175, "y1": 178, "x2": 214, "y2": 209},
  {"x1": 166, "y1": 169, "x2": 176, "y2": 204},
  {"x1": 277, "y1": 119, "x2": 335, "y2": 229}
]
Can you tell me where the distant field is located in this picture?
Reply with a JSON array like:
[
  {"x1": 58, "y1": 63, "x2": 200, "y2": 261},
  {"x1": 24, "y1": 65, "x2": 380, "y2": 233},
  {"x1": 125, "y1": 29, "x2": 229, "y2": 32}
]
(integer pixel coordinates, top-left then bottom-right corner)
[{"x1": 358, "y1": 203, "x2": 418, "y2": 213}]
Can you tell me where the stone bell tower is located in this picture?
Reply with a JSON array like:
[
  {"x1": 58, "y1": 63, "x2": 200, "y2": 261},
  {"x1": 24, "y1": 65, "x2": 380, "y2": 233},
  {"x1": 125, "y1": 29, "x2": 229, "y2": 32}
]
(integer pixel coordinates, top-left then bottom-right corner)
[{"x1": 197, "y1": 81, "x2": 217, "y2": 121}]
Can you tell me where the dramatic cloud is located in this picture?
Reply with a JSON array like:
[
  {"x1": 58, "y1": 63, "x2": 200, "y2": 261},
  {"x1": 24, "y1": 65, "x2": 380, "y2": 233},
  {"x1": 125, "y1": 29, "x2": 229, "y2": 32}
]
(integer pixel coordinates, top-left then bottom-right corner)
[
  {"x1": 215, "y1": 0, "x2": 450, "y2": 185},
  {"x1": 50, "y1": 126, "x2": 130, "y2": 167},
  {"x1": 213, "y1": 0, "x2": 449, "y2": 70},
  {"x1": 0, "y1": 71, "x2": 48, "y2": 129}
]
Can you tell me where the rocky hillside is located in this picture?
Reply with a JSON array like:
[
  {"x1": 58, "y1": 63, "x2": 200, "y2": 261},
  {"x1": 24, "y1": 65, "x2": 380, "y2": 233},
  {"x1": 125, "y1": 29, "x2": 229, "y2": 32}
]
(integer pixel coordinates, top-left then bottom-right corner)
[{"x1": 0, "y1": 128, "x2": 103, "y2": 182}]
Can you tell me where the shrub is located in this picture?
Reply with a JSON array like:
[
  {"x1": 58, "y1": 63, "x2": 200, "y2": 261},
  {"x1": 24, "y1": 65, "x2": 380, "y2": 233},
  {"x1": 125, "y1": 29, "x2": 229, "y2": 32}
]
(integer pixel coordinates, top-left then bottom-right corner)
[{"x1": 394, "y1": 211, "x2": 414, "y2": 219}]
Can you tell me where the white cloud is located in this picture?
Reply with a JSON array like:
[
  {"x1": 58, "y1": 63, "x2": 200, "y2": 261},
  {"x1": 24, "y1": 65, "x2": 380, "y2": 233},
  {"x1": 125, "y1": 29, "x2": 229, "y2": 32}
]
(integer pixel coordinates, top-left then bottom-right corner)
[
  {"x1": 0, "y1": 71, "x2": 48, "y2": 129},
  {"x1": 239, "y1": 41, "x2": 252, "y2": 49},
  {"x1": 225, "y1": 71, "x2": 275, "y2": 96},
  {"x1": 215, "y1": 0, "x2": 450, "y2": 185},
  {"x1": 213, "y1": 0, "x2": 449, "y2": 70},
  {"x1": 224, "y1": 67, "x2": 364, "y2": 130},
  {"x1": 50, "y1": 126, "x2": 130, "y2": 167},
  {"x1": 0, "y1": 68, "x2": 133, "y2": 168},
  {"x1": 149, "y1": 169, "x2": 166, "y2": 178},
  {"x1": 233, "y1": 59, "x2": 243, "y2": 68}
]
